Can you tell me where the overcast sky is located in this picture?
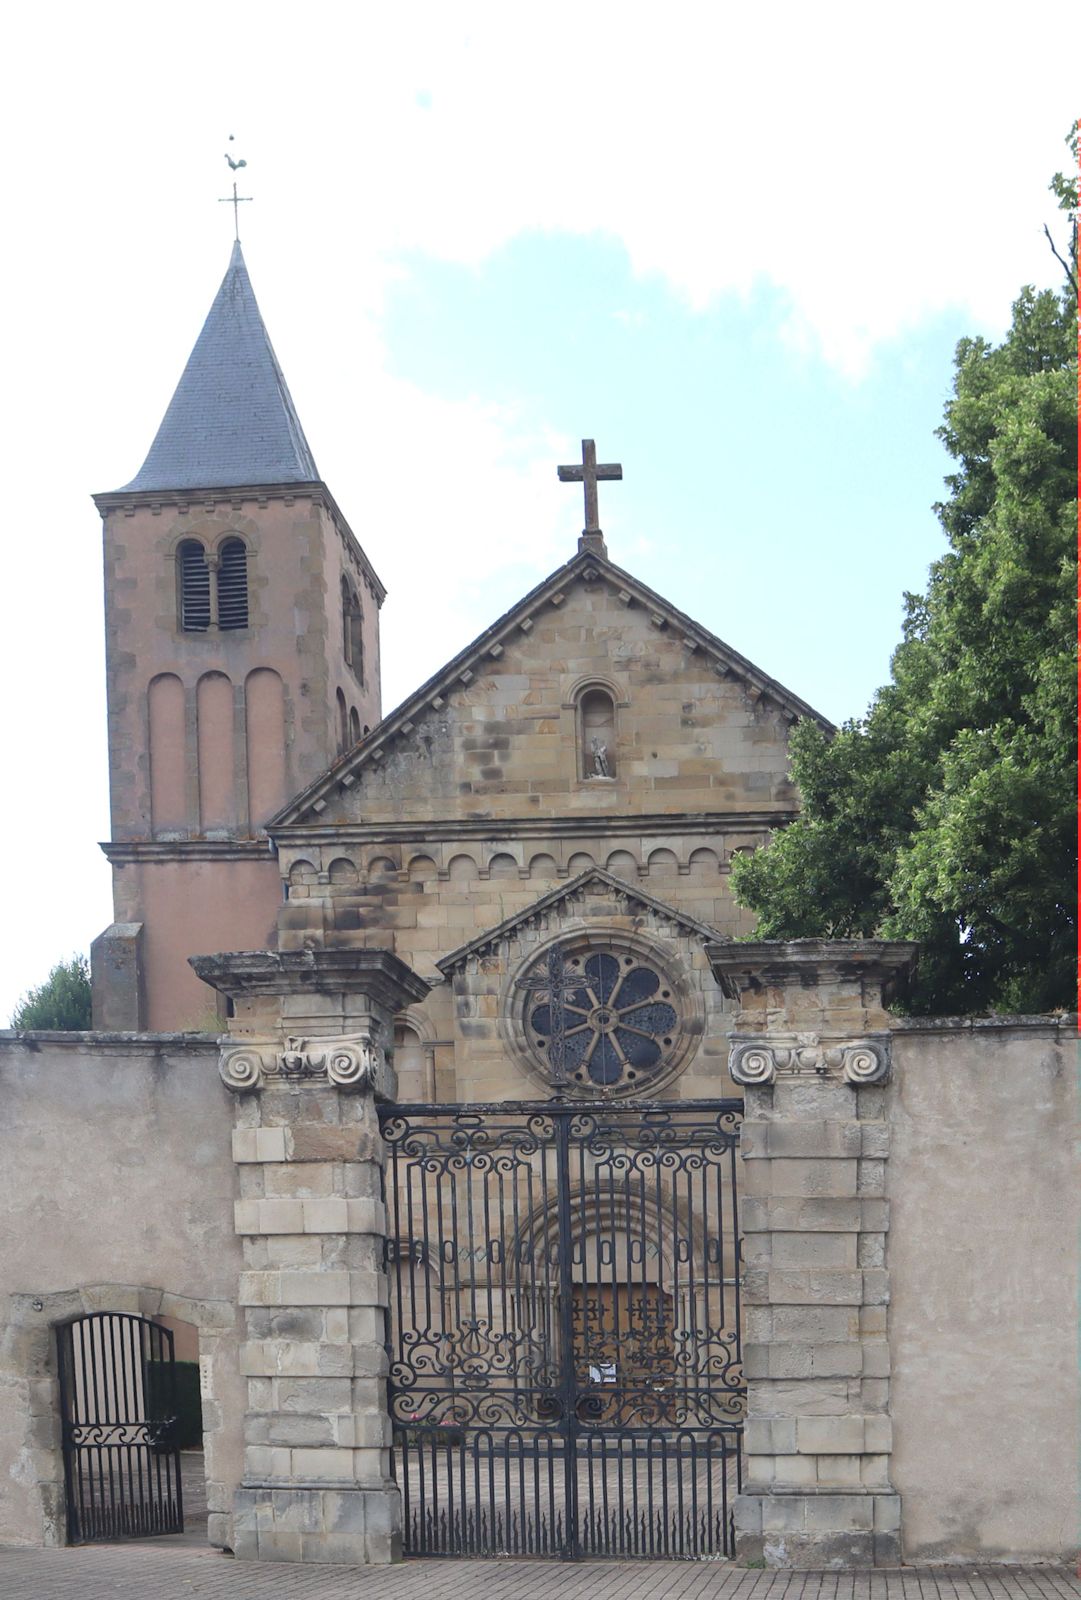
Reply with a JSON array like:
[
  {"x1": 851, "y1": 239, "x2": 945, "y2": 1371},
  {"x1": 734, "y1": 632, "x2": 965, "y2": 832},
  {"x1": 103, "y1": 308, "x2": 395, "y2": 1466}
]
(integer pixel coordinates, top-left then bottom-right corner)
[{"x1": 1, "y1": 2, "x2": 1075, "y2": 1022}]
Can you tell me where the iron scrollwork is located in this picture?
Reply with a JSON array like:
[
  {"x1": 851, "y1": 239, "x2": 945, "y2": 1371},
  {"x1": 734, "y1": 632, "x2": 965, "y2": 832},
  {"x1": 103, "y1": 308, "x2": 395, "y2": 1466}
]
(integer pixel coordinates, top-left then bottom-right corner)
[{"x1": 380, "y1": 1098, "x2": 745, "y2": 1559}]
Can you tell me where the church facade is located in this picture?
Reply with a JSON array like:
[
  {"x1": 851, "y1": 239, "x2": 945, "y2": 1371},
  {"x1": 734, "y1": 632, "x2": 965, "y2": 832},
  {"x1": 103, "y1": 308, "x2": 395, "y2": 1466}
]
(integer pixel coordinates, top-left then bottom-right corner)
[
  {"x1": 88, "y1": 240, "x2": 823, "y2": 1072},
  {"x1": 0, "y1": 245, "x2": 1075, "y2": 1572}
]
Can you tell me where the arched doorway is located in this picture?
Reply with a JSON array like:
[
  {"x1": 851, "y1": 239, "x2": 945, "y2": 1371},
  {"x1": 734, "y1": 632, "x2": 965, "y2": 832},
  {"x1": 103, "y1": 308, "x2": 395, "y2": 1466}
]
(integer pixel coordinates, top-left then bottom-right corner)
[
  {"x1": 57, "y1": 1312, "x2": 186, "y2": 1540},
  {"x1": 3, "y1": 1284, "x2": 232, "y2": 1550}
]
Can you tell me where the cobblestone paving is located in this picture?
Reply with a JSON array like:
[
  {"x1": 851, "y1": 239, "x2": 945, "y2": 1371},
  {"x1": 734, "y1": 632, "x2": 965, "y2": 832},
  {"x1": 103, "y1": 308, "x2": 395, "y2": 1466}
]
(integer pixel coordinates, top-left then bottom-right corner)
[{"x1": 0, "y1": 1544, "x2": 1078, "y2": 1600}]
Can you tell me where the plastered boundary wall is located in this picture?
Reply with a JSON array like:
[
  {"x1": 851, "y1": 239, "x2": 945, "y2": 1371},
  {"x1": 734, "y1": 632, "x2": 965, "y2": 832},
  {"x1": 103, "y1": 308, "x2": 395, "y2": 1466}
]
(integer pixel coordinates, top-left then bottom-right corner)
[
  {"x1": 887, "y1": 1016, "x2": 1079, "y2": 1562},
  {"x1": 0, "y1": 1033, "x2": 244, "y2": 1549},
  {"x1": 0, "y1": 1017, "x2": 1077, "y2": 1563}
]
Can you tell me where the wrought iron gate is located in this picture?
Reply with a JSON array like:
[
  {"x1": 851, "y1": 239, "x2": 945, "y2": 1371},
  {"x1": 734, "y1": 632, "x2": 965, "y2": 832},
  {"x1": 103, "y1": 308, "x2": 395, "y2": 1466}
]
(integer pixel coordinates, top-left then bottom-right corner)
[
  {"x1": 57, "y1": 1312, "x2": 184, "y2": 1542},
  {"x1": 382, "y1": 1100, "x2": 744, "y2": 1559}
]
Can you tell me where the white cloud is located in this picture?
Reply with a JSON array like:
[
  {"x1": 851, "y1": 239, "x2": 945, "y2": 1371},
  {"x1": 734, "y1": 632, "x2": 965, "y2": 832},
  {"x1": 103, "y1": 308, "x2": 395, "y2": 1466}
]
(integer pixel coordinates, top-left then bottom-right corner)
[{"x1": 8, "y1": 3, "x2": 1074, "y2": 375}]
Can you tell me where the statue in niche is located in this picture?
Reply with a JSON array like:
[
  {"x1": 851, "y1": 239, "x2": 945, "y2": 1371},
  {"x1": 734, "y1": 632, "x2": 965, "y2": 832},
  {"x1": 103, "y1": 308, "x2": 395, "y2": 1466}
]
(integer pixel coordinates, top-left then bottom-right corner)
[{"x1": 580, "y1": 686, "x2": 617, "y2": 779}]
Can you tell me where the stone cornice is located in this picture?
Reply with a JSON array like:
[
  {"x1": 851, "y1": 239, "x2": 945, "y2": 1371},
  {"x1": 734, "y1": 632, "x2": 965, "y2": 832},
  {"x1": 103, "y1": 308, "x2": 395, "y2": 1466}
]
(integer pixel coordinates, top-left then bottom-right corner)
[
  {"x1": 92, "y1": 479, "x2": 386, "y2": 605},
  {"x1": 270, "y1": 549, "x2": 834, "y2": 828},
  {"x1": 190, "y1": 949, "x2": 429, "y2": 1011},
  {"x1": 102, "y1": 839, "x2": 275, "y2": 865},
  {"x1": 270, "y1": 809, "x2": 798, "y2": 851},
  {"x1": 707, "y1": 939, "x2": 918, "y2": 1004}
]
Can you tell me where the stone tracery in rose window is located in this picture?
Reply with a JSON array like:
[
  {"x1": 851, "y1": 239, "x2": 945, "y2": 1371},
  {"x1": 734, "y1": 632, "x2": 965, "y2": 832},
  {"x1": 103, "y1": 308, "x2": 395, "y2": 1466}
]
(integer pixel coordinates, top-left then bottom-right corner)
[{"x1": 527, "y1": 949, "x2": 680, "y2": 1093}]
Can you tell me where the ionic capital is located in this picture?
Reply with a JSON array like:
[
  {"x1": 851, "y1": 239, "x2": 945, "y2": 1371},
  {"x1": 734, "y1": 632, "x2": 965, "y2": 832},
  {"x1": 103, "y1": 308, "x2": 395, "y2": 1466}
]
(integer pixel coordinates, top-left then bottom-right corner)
[
  {"x1": 729, "y1": 1033, "x2": 890, "y2": 1087},
  {"x1": 218, "y1": 1032, "x2": 385, "y2": 1094}
]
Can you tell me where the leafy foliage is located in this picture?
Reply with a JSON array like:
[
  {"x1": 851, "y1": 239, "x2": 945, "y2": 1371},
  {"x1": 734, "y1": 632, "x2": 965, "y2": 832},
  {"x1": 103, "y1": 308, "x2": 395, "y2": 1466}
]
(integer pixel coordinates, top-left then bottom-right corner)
[
  {"x1": 1047, "y1": 122, "x2": 1078, "y2": 292},
  {"x1": 732, "y1": 174, "x2": 1077, "y2": 1014},
  {"x1": 10, "y1": 954, "x2": 92, "y2": 1030}
]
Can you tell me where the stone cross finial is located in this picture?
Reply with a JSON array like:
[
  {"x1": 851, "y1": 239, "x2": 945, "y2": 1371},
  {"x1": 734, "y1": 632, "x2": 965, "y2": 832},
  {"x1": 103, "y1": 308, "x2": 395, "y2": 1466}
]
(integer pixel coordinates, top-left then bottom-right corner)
[{"x1": 558, "y1": 439, "x2": 622, "y2": 549}]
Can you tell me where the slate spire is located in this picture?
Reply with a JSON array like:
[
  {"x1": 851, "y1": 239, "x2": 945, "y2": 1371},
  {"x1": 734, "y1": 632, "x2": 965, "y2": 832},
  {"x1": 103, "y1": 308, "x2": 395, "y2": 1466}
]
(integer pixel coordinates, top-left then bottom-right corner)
[{"x1": 119, "y1": 241, "x2": 320, "y2": 492}]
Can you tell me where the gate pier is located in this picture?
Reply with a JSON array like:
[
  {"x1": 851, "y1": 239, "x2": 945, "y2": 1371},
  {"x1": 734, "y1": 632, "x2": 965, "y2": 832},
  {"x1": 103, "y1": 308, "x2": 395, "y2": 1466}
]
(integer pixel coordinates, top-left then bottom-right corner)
[
  {"x1": 709, "y1": 940, "x2": 916, "y2": 1568},
  {"x1": 194, "y1": 949, "x2": 429, "y2": 1565}
]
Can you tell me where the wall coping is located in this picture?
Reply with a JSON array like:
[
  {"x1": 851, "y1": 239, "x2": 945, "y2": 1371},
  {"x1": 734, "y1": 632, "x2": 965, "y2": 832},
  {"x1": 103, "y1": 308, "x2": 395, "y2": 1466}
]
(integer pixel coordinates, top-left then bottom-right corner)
[
  {"x1": 889, "y1": 1013, "x2": 1076, "y2": 1035},
  {"x1": 0, "y1": 1031, "x2": 219, "y2": 1054}
]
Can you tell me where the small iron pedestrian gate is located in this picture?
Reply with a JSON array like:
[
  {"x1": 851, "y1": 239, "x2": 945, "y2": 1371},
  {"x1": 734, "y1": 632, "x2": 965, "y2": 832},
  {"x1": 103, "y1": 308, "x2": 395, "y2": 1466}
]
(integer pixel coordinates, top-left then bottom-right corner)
[
  {"x1": 57, "y1": 1312, "x2": 183, "y2": 1542},
  {"x1": 381, "y1": 1100, "x2": 744, "y2": 1560}
]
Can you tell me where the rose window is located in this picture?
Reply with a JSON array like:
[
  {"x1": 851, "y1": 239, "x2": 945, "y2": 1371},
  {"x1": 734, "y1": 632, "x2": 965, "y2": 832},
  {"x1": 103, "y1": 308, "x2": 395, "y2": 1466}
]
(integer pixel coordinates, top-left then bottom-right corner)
[{"x1": 528, "y1": 950, "x2": 679, "y2": 1092}]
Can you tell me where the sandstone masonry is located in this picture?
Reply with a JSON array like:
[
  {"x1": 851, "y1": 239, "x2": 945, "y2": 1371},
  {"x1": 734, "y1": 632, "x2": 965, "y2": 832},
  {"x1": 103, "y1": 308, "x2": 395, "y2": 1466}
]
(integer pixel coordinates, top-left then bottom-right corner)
[{"x1": 709, "y1": 941, "x2": 915, "y2": 1567}]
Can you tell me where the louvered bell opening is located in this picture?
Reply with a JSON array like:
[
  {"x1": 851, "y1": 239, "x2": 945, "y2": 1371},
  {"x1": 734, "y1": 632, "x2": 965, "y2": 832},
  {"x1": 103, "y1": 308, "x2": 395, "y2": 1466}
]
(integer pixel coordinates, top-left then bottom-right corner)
[
  {"x1": 179, "y1": 541, "x2": 211, "y2": 631},
  {"x1": 217, "y1": 539, "x2": 249, "y2": 630}
]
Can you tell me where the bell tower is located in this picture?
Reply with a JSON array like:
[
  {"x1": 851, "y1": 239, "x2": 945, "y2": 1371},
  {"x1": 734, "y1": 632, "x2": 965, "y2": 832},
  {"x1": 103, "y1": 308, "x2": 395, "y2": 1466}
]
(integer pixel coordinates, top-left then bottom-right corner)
[{"x1": 91, "y1": 242, "x2": 384, "y2": 1030}]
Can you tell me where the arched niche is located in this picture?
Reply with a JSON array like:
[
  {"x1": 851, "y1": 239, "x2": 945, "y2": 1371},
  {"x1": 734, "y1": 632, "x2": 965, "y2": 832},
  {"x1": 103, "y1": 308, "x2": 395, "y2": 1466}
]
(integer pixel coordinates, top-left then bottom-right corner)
[
  {"x1": 245, "y1": 669, "x2": 286, "y2": 828},
  {"x1": 577, "y1": 686, "x2": 617, "y2": 779},
  {"x1": 196, "y1": 672, "x2": 236, "y2": 832},
  {"x1": 328, "y1": 856, "x2": 359, "y2": 886},
  {"x1": 647, "y1": 848, "x2": 679, "y2": 876},
  {"x1": 688, "y1": 847, "x2": 720, "y2": 877},
  {"x1": 367, "y1": 855, "x2": 398, "y2": 882},
  {"x1": 447, "y1": 854, "x2": 479, "y2": 884},
  {"x1": 148, "y1": 673, "x2": 187, "y2": 836},
  {"x1": 606, "y1": 849, "x2": 639, "y2": 881}
]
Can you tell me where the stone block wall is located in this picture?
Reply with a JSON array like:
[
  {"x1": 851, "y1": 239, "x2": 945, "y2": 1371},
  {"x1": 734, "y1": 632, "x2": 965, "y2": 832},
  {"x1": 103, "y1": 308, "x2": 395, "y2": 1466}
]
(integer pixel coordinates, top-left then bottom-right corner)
[
  {"x1": 737, "y1": 1072, "x2": 899, "y2": 1564},
  {"x1": 272, "y1": 841, "x2": 757, "y2": 1102},
  {"x1": 194, "y1": 946, "x2": 428, "y2": 1564},
  {"x1": 290, "y1": 572, "x2": 802, "y2": 828},
  {"x1": 710, "y1": 940, "x2": 915, "y2": 1567},
  {"x1": 229, "y1": 1086, "x2": 399, "y2": 1563}
]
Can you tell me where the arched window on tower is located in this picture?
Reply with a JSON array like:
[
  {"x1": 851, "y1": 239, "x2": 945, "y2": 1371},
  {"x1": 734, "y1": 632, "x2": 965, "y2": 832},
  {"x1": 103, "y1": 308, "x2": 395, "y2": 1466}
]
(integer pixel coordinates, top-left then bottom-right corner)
[
  {"x1": 577, "y1": 686, "x2": 617, "y2": 779},
  {"x1": 341, "y1": 578, "x2": 351, "y2": 662},
  {"x1": 336, "y1": 688, "x2": 348, "y2": 754},
  {"x1": 342, "y1": 578, "x2": 364, "y2": 685},
  {"x1": 350, "y1": 606, "x2": 364, "y2": 684},
  {"x1": 349, "y1": 706, "x2": 361, "y2": 745},
  {"x1": 217, "y1": 538, "x2": 249, "y2": 630},
  {"x1": 178, "y1": 540, "x2": 211, "y2": 631}
]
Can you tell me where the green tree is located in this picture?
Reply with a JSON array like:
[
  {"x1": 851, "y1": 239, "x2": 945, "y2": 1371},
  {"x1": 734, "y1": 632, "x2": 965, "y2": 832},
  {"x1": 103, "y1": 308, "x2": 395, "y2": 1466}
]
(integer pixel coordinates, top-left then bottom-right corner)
[
  {"x1": 731, "y1": 160, "x2": 1077, "y2": 1015},
  {"x1": 10, "y1": 955, "x2": 92, "y2": 1030}
]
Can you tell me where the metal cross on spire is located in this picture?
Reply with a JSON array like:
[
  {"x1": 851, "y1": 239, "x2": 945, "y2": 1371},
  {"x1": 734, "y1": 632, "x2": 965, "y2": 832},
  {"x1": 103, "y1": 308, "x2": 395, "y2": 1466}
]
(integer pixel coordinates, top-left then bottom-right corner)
[
  {"x1": 558, "y1": 438, "x2": 622, "y2": 555},
  {"x1": 218, "y1": 136, "x2": 252, "y2": 242}
]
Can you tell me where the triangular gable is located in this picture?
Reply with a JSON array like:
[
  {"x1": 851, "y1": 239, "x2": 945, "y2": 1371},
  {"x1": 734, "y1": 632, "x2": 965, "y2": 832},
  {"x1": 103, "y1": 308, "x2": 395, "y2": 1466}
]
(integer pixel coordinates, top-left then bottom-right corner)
[
  {"x1": 435, "y1": 868, "x2": 728, "y2": 977},
  {"x1": 271, "y1": 548, "x2": 833, "y2": 829}
]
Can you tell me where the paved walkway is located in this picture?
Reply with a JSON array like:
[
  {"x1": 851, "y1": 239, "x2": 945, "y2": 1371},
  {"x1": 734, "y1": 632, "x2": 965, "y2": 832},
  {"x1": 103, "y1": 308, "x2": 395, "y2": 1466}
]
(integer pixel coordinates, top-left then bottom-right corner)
[{"x1": 1, "y1": 1543, "x2": 1078, "y2": 1600}]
